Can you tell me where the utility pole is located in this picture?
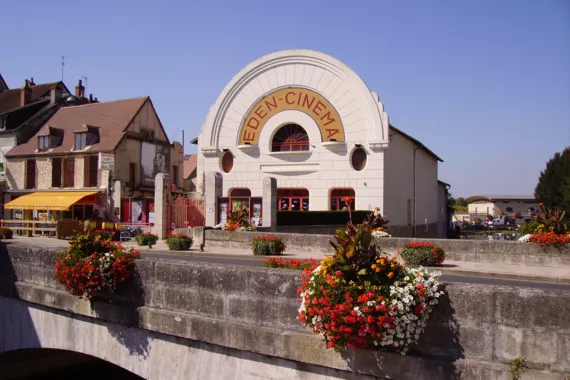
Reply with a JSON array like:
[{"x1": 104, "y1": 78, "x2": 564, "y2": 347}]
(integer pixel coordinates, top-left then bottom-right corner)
[
  {"x1": 179, "y1": 129, "x2": 185, "y2": 152},
  {"x1": 61, "y1": 55, "x2": 66, "y2": 81}
]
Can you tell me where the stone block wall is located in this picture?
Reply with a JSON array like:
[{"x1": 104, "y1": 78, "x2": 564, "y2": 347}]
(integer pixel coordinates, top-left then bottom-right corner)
[{"x1": 1, "y1": 243, "x2": 569, "y2": 379}]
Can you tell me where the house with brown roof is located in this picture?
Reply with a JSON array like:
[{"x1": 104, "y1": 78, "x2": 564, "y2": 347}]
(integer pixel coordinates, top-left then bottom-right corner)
[
  {"x1": 3, "y1": 95, "x2": 183, "y2": 227},
  {"x1": 0, "y1": 78, "x2": 71, "y2": 180}
]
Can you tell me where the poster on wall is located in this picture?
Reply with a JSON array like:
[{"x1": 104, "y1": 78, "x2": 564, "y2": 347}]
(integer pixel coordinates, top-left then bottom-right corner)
[
  {"x1": 131, "y1": 199, "x2": 144, "y2": 223},
  {"x1": 148, "y1": 202, "x2": 155, "y2": 224},
  {"x1": 251, "y1": 203, "x2": 261, "y2": 227},
  {"x1": 141, "y1": 142, "x2": 170, "y2": 187},
  {"x1": 231, "y1": 199, "x2": 250, "y2": 219},
  {"x1": 219, "y1": 202, "x2": 228, "y2": 224}
]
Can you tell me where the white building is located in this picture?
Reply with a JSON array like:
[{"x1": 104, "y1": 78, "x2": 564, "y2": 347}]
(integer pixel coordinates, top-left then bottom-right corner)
[{"x1": 194, "y1": 50, "x2": 448, "y2": 237}]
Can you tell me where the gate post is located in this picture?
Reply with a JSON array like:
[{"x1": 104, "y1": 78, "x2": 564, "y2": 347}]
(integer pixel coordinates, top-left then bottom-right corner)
[
  {"x1": 262, "y1": 176, "x2": 277, "y2": 232},
  {"x1": 154, "y1": 173, "x2": 171, "y2": 240},
  {"x1": 205, "y1": 172, "x2": 222, "y2": 227}
]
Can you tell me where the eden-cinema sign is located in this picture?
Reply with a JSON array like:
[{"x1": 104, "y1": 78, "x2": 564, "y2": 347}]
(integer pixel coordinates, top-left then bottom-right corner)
[{"x1": 238, "y1": 87, "x2": 345, "y2": 145}]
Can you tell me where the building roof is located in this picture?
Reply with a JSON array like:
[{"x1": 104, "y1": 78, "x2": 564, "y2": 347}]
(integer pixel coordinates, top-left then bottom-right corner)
[
  {"x1": 389, "y1": 125, "x2": 443, "y2": 162},
  {"x1": 0, "y1": 73, "x2": 8, "y2": 91},
  {"x1": 6, "y1": 97, "x2": 148, "y2": 157},
  {"x1": 483, "y1": 195, "x2": 536, "y2": 202},
  {"x1": 0, "y1": 82, "x2": 65, "y2": 115},
  {"x1": 184, "y1": 154, "x2": 197, "y2": 179}
]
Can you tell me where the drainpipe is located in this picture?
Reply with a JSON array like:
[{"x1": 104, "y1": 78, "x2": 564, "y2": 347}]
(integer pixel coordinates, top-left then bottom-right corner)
[{"x1": 412, "y1": 146, "x2": 421, "y2": 238}]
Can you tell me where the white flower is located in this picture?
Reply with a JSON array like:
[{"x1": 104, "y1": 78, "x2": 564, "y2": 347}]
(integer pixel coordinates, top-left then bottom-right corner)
[{"x1": 518, "y1": 234, "x2": 531, "y2": 242}]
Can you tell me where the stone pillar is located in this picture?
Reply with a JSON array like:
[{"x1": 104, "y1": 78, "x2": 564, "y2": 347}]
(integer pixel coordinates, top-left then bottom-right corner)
[
  {"x1": 111, "y1": 180, "x2": 122, "y2": 222},
  {"x1": 262, "y1": 176, "x2": 277, "y2": 232},
  {"x1": 154, "y1": 173, "x2": 171, "y2": 239},
  {"x1": 205, "y1": 172, "x2": 222, "y2": 227}
]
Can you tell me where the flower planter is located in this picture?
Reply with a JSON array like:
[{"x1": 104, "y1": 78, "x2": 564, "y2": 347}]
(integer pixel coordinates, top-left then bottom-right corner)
[
  {"x1": 401, "y1": 242, "x2": 445, "y2": 267},
  {"x1": 135, "y1": 233, "x2": 159, "y2": 247},
  {"x1": 166, "y1": 234, "x2": 193, "y2": 250}
]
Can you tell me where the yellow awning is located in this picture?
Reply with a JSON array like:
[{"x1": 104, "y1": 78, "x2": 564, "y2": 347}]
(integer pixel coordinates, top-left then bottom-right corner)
[{"x1": 4, "y1": 191, "x2": 99, "y2": 211}]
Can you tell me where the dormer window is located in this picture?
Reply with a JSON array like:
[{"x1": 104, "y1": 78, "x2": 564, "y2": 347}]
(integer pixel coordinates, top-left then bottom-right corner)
[
  {"x1": 38, "y1": 135, "x2": 50, "y2": 152},
  {"x1": 75, "y1": 132, "x2": 87, "y2": 150},
  {"x1": 141, "y1": 128, "x2": 154, "y2": 142}
]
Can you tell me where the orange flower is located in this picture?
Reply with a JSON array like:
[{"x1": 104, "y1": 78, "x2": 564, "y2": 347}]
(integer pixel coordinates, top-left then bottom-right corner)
[
  {"x1": 386, "y1": 272, "x2": 394, "y2": 279},
  {"x1": 343, "y1": 196, "x2": 354, "y2": 204}
]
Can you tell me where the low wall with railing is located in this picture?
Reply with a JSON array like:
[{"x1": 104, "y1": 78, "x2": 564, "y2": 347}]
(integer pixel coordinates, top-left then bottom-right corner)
[{"x1": 204, "y1": 230, "x2": 570, "y2": 267}]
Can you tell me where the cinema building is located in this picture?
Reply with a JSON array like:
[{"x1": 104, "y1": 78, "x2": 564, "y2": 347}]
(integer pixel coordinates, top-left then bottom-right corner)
[{"x1": 194, "y1": 50, "x2": 449, "y2": 237}]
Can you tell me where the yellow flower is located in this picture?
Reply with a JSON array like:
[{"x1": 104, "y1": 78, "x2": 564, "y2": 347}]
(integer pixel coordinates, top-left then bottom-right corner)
[
  {"x1": 387, "y1": 272, "x2": 394, "y2": 279},
  {"x1": 390, "y1": 263, "x2": 396, "y2": 269},
  {"x1": 375, "y1": 267, "x2": 381, "y2": 273},
  {"x1": 371, "y1": 264, "x2": 377, "y2": 269}
]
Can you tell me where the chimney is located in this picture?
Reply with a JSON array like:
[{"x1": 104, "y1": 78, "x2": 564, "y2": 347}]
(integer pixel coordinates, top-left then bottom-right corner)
[
  {"x1": 89, "y1": 94, "x2": 93, "y2": 103},
  {"x1": 50, "y1": 85, "x2": 63, "y2": 104},
  {"x1": 20, "y1": 80, "x2": 32, "y2": 106},
  {"x1": 29, "y1": 77, "x2": 35, "y2": 86},
  {"x1": 75, "y1": 79, "x2": 85, "y2": 98}
]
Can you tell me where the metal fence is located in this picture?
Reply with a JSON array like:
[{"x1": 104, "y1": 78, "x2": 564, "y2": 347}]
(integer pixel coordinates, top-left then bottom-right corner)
[{"x1": 170, "y1": 198, "x2": 205, "y2": 229}]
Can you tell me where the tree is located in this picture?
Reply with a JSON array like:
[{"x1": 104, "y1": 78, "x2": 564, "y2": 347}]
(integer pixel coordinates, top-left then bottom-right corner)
[
  {"x1": 455, "y1": 197, "x2": 468, "y2": 207},
  {"x1": 465, "y1": 195, "x2": 491, "y2": 204},
  {"x1": 535, "y1": 147, "x2": 570, "y2": 212}
]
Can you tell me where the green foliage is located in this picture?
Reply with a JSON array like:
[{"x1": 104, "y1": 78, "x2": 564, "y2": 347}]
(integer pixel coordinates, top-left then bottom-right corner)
[
  {"x1": 277, "y1": 210, "x2": 371, "y2": 226},
  {"x1": 508, "y1": 357, "x2": 528, "y2": 380},
  {"x1": 452, "y1": 205, "x2": 468, "y2": 212},
  {"x1": 454, "y1": 197, "x2": 468, "y2": 207},
  {"x1": 465, "y1": 195, "x2": 491, "y2": 204},
  {"x1": 535, "y1": 147, "x2": 570, "y2": 212},
  {"x1": 0, "y1": 227, "x2": 13, "y2": 239},
  {"x1": 134, "y1": 233, "x2": 159, "y2": 246},
  {"x1": 401, "y1": 242, "x2": 446, "y2": 267},
  {"x1": 519, "y1": 219, "x2": 539, "y2": 235},
  {"x1": 166, "y1": 234, "x2": 193, "y2": 250},
  {"x1": 251, "y1": 236, "x2": 287, "y2": 256}
]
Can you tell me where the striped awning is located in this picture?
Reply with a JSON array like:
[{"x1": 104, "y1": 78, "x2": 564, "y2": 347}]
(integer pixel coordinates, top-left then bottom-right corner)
[{"x1": 4, "y1": 191, "x2": 99, "y2": 211}]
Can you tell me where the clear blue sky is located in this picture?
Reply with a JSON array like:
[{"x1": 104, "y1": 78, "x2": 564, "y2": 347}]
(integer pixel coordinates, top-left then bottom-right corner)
[{"x1": 1, "y1": 0, "x2": 569, "y2": 197}]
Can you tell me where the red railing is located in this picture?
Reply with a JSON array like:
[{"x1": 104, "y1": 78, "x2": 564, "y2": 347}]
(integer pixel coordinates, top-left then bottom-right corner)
[{"x1": 170, "y1": 198, "x2": 205, "y2": 229}]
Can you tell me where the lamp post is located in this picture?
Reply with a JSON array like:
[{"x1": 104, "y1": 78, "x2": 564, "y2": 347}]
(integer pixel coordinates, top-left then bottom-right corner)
[{"x1": 178, "y1": 129, "x2": 185, "y2": 152}]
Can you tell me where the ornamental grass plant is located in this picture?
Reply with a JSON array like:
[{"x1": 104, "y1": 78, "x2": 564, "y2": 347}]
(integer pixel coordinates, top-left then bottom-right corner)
[
  {"x1": 298, "y1": 203, "x2": 443, "y2": 354},
  {"x1": 251, "y1": 235, "x2": 286, "y2": 256},
  {"x1": 401, "y1": 242, "x2": 446, "y2": 267}
]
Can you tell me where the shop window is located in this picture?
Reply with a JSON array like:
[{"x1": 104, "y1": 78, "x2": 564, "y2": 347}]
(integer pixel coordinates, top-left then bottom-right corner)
[
  {"x1": 84, "y1": 156, "x2": 98, "y2": 187},
  {"x1": 64, "y1": 157, "x2": 75, "y2": 187},
  {"x1": 330, "y1": 188, "x2": 355, "y2": 211},
  {"x1": 351, "y1": 147, "x2": 367, "y2": 171},
  {"x1": 221, "y1": 151, "x2": 233, "y2": 173},
  {"x1": 219, "y1": 188, "x2": 262, "y2": 226},
  {"x1": 25, "y1": 159, "x2": 36, "y2": 189},
  {"x1": 272, "y1": 124, "x2": 310, "y2": 152},
  {"x1": 52, "y1": 158, "x2": 62, "y2": 187},
  {"x1": 277, "y1": 189, "x2": 309, "y2": 211},
  {"x1": 505, "y1": 207, "x2": 513, "y2": 213}
]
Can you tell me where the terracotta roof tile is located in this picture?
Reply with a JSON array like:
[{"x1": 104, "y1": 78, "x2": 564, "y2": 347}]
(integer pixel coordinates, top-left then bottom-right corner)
[
  {"x1": 183, "y1": 154, "x2": 197, "y2": 179},
  {"x1": 6, "y1": 97, "x2": 148, "y2": 157},
  {"x1": 0, "y1": 82, "x2": 62, "y2": 115}
]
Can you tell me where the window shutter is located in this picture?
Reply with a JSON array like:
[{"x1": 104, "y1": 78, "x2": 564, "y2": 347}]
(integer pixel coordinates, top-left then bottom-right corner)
[{"x1": 64, "y1": 158, "x2": 75, "y2": 187}]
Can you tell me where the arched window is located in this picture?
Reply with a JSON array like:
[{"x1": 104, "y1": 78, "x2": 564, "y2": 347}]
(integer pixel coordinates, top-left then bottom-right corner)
[
  {"x1": 330, "y1": 188, "x2": 355, "y2": 210},
  {"x1": 505, "y1": 207, "x2": 513, "y2": 213},
  {"x1": 271, "y1": 124, "x2": 309, "y2": 152},
  {"x1": 351, "y1": 147, "x2": 367, "y2": 171},
  {"x1": 221, "y1": 151, "x2": 233, "y2": 173},
  {"x1": 277, "y1": 189, "x2": 309, "y2": 211}
]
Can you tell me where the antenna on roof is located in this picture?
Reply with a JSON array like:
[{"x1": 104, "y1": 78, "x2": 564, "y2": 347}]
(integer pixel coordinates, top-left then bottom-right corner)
[
  {"x1": 81, "y1": 76, "x2": 88, "y2": 91},
  {"x1": 61, "y1": 55, "x2": 66, "y2": 81}
]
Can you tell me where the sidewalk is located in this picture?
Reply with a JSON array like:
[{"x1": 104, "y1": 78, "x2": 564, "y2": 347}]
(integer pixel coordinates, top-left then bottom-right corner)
[{"x1": 7, "y1": 236, "x2": 570, "y2": 284}]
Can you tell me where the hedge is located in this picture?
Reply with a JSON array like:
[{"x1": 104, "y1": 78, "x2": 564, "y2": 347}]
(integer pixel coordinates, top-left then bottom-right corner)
[{"x1": 276, "y1": 210, "x2": 370, "y2": 226}]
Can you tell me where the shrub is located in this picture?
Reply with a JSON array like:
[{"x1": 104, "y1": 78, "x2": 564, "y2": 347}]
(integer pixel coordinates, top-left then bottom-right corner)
[
  {"x1": 94, "y1": 229, "x2": 114, "y2": 241},
  {"x1": 299, "y1": 207, "x2": 442, "y2": 354},
  {"x1": 54, "y1": 231, "x2": 140, "y2": 299},
  {"x1": 277, "y1": 210, "x2": 371, "y2": 226},
  {"x1": 135, "y1": 232, "x2": 159, "y2": 246},
  {"x1": 486, "y1": 214, "x2": 494, "y2": 221},
  {"x1": 251, "y1": 236, "x2": 287, "y2": 256},
  {"x1": 0, "y1": 227, "x2": 13, "y2": 239},
  {"x1": 401, "y1": 242, "x2": 446, "y2": 267},
  {"x1": 262, "y1": 257, "x2": 319, "y2": 270},
  {"x1": 519, "y1": 219, "x2": 540, "y2": 235},
  {"x1": 473, "y1": 217, "x2": 482, "y2": 224},
  {"x1": 461, "y1": 221, "x2": 469, "y2": 227},
  {"x1": 166, "y1": 233, "x2": 193, "y2": 250}
]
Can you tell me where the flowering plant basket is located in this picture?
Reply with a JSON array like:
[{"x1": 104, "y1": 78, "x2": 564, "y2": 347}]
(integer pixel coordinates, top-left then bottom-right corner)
[
  {"x1": 401, "y1": 242, "x2": 445, "y2": 267},
  {"x1": 251, "y1": 235, "x2": 286, "y2": 256},
  {"x1": 54, "y1": 231, "x2": 140, "y2": 299},
  {"x1": 134, "y1": 232, "x2": 159, "y2": 247},
  {"x1": 166, "y1": 233, "x2": 193, "y2": 250},
  {"x1": 298, "y1": 207, "x2": 442, "y2": 354},
  {"x1": 224, "y1": 209, "x2": 256, "y2": 231},
  {"x1": 262, "y1": 257, "x2": 319, "y2": 270}
]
